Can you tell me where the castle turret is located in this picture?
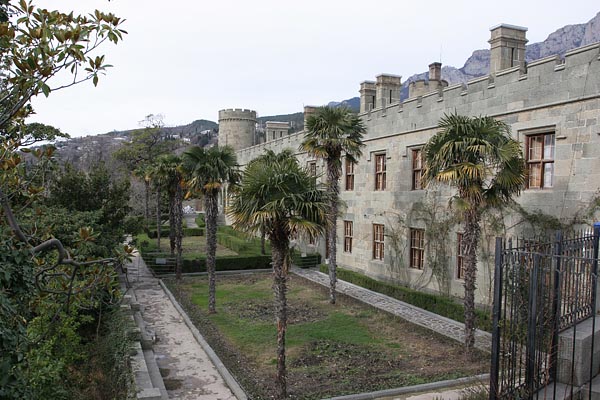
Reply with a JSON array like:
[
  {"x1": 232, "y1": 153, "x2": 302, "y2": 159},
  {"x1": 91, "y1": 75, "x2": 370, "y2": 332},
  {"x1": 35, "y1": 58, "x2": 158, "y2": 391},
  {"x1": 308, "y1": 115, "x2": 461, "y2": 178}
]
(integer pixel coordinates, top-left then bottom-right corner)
[
  {"x1": 488, "y1": 24, "x2": 528, "y2": 74},
  {"x1": 218, "y1": 109, "x2": 257, "y2": 151}
]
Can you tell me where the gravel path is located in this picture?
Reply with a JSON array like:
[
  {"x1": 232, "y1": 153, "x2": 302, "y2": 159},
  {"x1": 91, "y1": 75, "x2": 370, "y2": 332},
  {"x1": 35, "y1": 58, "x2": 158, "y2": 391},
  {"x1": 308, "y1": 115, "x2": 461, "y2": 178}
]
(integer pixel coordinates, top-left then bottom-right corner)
[
  {"x1": 292, "y1": 267, "x2": 492, "y2": 352},
  {"x1": 128, "y1": 252, "x2": 237, "y2": 400}
]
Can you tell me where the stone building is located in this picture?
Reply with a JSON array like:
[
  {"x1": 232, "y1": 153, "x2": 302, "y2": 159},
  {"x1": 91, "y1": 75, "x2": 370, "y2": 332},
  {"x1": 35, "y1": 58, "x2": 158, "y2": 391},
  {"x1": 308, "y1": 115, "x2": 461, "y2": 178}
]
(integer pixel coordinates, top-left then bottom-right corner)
[{"x1": 223, "y1": 23, "x2": 600, "y2": 305}]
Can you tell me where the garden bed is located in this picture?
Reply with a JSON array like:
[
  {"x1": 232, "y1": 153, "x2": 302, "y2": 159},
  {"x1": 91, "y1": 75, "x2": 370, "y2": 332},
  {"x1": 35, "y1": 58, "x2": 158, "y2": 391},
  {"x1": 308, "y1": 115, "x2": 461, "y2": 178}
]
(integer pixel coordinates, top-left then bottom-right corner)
[{"x1": 166, "y1": 273, "x2": 488, "y2": 399}]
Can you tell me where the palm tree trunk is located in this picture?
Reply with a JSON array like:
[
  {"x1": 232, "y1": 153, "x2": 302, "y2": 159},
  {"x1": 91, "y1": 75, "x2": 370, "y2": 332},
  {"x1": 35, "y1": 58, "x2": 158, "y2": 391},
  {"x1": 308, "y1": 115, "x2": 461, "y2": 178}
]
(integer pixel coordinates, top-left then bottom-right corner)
[
  {"x1": 156, "y1": 187, "x2": 161, "y2": 250},
  {"x1": 327, "y1": 160, "x2": 340, "y2": 304},
  {"x1": 463, "y1": 207, "x2": 481, "y2": 354},
  {"x1": 205, "y1": 192, "x2": 218, "y2": 314},
  {"x1": 168, "y1": 191, "x2": 175, "y2": 256},
  {"x1": 174, "y1": 183, "x2": 184, "y2": 280},
  {"x1": 272, "y1": 233, "x2": 288, "y2": 399}
]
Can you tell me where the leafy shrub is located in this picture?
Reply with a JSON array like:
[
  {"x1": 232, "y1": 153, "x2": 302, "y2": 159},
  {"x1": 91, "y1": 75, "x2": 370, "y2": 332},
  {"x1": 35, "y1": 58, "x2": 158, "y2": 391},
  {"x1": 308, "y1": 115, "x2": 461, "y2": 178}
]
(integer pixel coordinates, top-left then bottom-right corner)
[
  {"x1": 183, "y1": 227, "x2": 204, "y2": 236},
  {"x1": 195, "y1": 214, "x2": 206, "y2": 227},
  {"x1": 320, "y1": 266, "x2": 492, "y2": 331}
]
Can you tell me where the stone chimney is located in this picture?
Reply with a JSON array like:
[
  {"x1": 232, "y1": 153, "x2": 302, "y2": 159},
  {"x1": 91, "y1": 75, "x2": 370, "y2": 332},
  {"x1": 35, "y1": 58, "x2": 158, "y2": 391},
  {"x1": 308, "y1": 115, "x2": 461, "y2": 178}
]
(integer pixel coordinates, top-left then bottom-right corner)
[
  {"x1": 488, "y1": 24, "x2": 528, "y2": 74},
  {"x1": 359, "y1": 81, "x2": 376, "y2": 113},
  {"x1": 375, "y1": 74, "x2": 402, "y2": 109},
  {"x1": 429, "y1": 62, "x2": 442, "y2": 81}
]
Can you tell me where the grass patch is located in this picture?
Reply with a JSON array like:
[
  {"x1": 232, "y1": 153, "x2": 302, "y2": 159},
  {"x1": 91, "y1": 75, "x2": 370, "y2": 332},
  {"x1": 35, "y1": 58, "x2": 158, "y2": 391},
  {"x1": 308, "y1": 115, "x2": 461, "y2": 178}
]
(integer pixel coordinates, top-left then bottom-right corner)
[{"x1": 168, "y1": 273, "x2": 488, "y2": 399}]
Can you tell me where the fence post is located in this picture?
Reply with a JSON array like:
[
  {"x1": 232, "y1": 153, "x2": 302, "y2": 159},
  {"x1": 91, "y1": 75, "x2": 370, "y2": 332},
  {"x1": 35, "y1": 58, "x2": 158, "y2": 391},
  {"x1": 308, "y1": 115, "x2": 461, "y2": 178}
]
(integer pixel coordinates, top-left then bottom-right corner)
[
  {"x1": 590, "y1": 223, "x2": 600, "y2": 398},
  {"x1": 490, "y1": 237, "x2": 504, "y2": 400},
  {"x1": 526, "y1": 253, "x2": 540, "y2": 397},
  {"x1": 550, "y1": 230, "x2": 563, "y2": 385}
]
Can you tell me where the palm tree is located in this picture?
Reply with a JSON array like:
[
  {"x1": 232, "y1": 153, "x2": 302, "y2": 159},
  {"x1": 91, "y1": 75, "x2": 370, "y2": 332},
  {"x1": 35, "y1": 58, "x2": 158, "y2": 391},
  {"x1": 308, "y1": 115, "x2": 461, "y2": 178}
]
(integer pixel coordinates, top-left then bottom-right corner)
[
  {"x1": 228, "y1": 152, "x2": 328, "y2": 399},
  {"x1": 300, "y1": 106, "x2": 365, "y2": 304},
  {"x1": 153, "y1": 154, "x2": 185, "y2": 280},
  {"x1": 422, "y1": 113, "x2": 525, "y2": 353},
  {"x1": 183, "y1": 145, "x2": 239, "y2": 314},
  {"x1": 247, "y1": 149, "x2": 296, "y2": 255}
]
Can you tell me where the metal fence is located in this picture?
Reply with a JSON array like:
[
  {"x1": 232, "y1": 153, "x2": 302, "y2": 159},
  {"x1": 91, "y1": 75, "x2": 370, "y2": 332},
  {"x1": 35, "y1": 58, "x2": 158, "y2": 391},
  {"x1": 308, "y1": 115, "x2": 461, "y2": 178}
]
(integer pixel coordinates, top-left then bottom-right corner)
[
  {"x1": 489, "y1": 227, "x2": 600, "y2": 400},
  {"x1": 141, "y1": 251, "x2": 177, "y2": 276}
]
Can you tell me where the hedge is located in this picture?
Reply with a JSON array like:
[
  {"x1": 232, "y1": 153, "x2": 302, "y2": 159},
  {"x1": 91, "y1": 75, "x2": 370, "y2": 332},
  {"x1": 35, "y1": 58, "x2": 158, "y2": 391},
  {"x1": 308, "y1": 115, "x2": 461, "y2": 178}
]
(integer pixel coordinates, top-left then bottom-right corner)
[
  {"x1": 292, "y1": 253, "x2": 321, "y2": 268},
  {"x1": 147, "y1": 227, "x2": 204, "y2": 238},
  {"x1": 320, "y1": 266, "x2": 492, "y2": 332},
  {"x1": 195, "y1": 214, "x2": 206, "y2": 228},
  {"x1": 141, "y1": 252, "x2": 271, "y2": 273}
]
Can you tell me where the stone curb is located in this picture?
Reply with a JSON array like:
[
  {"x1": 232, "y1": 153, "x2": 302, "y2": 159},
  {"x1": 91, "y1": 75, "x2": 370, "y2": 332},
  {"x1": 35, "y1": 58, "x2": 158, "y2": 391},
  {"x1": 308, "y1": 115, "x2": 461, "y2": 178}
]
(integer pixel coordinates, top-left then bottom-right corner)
[
  {"x1": 157, "y1": 268, "x2": 273, "y2": 278},
  {"x1": 158, "y1": 279, "x2": 248, "y2": 400},
  {"x1": 323, "y1": 374, "x2": 490, "y2": 400}
]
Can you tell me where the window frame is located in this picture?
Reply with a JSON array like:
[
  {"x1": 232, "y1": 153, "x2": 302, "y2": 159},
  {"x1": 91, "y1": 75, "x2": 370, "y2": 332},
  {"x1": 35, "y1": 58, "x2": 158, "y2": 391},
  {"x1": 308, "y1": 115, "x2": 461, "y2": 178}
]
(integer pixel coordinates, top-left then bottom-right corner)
[
  {"x1": 308, "y1": 161, "x2": 317, "y2": 177},
  {"x1": 411, "y1": 148, "x2": 423, "y2": 190},
  {"x1": 344, "y1": 221, "x2": 353, "y2": 253},
  {"x1": 374, "y1": 153, "x2": 386, "y2": 191},
  {"x1": 409, "y1": 228, "x2": 425, "y2": 270},
  {"x1": 525, "y1": 132, "x2": 555, "y2": 189},
  {"x1": 373, "y1": 223, "x2": 385, "y2": 260},
  {"x1": 345, "y1": 158, "x2": 355, "y2": 191}
]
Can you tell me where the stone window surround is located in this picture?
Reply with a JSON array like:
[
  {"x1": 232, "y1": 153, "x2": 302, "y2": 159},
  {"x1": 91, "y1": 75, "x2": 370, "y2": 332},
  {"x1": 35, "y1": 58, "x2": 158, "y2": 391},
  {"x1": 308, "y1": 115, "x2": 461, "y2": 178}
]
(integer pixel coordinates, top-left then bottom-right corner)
[{"x1": 522, "y1": 127, "x2": 556, "y2": 190}]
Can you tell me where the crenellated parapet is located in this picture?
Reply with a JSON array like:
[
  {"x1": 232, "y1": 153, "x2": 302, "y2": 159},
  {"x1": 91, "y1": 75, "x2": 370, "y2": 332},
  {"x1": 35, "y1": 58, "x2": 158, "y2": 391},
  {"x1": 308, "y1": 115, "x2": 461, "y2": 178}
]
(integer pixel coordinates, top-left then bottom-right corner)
[
  {"x1": 218, "y1": 108, "x2": 257, "y2": 151},
  {"x1": 360, "y1": 41, "x2": 600, "y2": 138}
]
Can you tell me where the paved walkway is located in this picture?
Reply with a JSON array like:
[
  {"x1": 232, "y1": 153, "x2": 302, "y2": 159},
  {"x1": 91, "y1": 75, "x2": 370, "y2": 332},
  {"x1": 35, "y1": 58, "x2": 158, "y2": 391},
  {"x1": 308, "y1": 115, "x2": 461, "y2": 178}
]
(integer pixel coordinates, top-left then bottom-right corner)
[
  {"x1": 127, "y1": 252, "x2": 237, "y2": 400},
  {"x1": 293, "y1": 267, "x2": 492, "y2": 352}
]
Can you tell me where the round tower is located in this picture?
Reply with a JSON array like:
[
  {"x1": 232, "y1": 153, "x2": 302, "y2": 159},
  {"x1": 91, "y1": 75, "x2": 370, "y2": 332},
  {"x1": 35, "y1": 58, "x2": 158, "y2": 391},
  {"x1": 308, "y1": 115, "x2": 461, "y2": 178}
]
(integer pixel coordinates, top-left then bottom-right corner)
[{"x1": 218, "y1": 109, "x2": 257, "y2": 151}]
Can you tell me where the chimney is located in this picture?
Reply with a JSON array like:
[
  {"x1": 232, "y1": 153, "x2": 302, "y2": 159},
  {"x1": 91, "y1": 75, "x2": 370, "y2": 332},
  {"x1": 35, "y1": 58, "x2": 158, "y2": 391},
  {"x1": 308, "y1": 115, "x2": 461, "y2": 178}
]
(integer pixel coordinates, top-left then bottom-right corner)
[
  {"x1": 429, "y1": 62, "x2": 442, "y2": 81},
  {"x1": 359, "y1": 81, "x2": 376, "y2": 113},
  {"x1": 488, "y1": 24, "x2": 528, "y2": 74},
  {"x1": 375, "y1": 74, "x2": 402, "y2": 109}
]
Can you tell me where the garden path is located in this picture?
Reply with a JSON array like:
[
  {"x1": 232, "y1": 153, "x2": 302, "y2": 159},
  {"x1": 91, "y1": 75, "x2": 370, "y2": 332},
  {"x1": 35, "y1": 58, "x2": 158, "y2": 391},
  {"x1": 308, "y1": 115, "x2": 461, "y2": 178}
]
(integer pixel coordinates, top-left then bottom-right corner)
[
  {"x1": 128, "y1": 251, "x2": 238, "y2": 400},
  {"x1": 293, "y1": 267, "x2": 492, "y2": 352}
]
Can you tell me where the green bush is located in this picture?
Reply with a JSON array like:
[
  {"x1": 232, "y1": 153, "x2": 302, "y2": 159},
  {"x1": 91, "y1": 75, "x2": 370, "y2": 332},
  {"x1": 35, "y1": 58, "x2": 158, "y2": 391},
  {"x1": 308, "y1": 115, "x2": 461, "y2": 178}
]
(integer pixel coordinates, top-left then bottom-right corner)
[
  {"x1": 147, "y1": 228, "x2": 169, "y2": 239},
  {"x1": 195, "y1": 214, "x2": 206, "y2": 227},
  {"x1": 320, "y1": 266, "x2": 492, "y2": 332},
  {"x1": 292, "y1": 253, "x2": 321, "y2": 268},
  {"x1": 183, "y1": 227, "x2": 204, "y2": 236}
]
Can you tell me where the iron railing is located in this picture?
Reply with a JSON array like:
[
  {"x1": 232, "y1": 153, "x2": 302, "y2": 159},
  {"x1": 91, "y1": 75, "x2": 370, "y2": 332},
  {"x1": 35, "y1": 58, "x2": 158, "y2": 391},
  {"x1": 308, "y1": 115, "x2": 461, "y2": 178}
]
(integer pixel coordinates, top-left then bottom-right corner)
[{"x1": 490, "y1": 226, "x2": 600, "y2": 400}]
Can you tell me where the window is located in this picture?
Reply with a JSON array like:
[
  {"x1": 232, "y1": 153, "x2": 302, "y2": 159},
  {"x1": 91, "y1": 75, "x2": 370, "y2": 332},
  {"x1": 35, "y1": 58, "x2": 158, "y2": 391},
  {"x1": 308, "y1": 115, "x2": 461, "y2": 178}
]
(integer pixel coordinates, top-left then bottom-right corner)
[
  {"x1": 344, "y1": 221, "x2": 353, "y2": 253},
  {"x1": 345, "y1": 159, "x2": 355, "y2": 191},
  {"x1": 308, "y1": 161, "x2": 317, "y2": 177},
  {"x1": 526, "y1": 133, "x2": 555, "y2": 189},
  {"x1": 410, "y1": 228, "x2": 425, "y2": 270},
  {"x1": 375, "y1": 154, "x2": 386, "y2": 190},
  {"x1": 456, "y1": 233, "x2": 465, "y2": 280},
  {"x1": 412, "y1": 149, "x2": 423, "y2": 190},
  {"x1": 373, "y1": 224, "x2": 384, "y2": 260}
]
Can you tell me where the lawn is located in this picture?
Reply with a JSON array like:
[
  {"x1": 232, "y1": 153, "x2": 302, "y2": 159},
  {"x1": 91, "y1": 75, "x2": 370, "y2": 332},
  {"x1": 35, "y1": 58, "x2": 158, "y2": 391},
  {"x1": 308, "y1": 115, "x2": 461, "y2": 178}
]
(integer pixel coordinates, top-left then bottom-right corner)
[
  {"x1": 167, "y1": 273, "x2": 488, "y2": 399},
  {"x1": 136, "y1": 233, "x2": 238, "y2": 258}
]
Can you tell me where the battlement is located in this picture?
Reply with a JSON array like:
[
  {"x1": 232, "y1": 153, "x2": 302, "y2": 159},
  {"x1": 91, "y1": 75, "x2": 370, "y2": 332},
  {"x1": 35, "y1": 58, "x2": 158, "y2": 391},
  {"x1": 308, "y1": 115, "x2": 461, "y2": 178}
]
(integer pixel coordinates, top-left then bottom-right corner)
[
  {"x1": 359, "y1": 40, "x2": 600, "y2": 138},
  {"x1": 218, "y1": 109, "x2": 257, "y2": 121}
]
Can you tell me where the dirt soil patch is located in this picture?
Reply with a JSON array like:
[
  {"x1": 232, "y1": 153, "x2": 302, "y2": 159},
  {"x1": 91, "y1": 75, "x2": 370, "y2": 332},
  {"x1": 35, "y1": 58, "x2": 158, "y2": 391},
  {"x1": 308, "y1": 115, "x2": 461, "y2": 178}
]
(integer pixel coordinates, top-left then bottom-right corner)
[{"x1": 167, "y1": 273, "x2": 488, "y2": 399}]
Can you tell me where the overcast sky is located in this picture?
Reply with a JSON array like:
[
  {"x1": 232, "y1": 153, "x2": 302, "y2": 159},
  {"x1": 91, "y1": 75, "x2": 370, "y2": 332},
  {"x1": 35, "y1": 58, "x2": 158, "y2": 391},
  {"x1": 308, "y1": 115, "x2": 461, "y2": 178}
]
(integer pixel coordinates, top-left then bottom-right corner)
[{"x1": 26, "y1": 1, "x2": 600, "y2": 137}]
